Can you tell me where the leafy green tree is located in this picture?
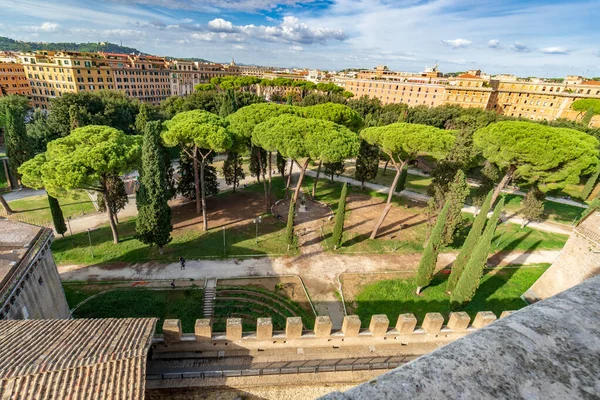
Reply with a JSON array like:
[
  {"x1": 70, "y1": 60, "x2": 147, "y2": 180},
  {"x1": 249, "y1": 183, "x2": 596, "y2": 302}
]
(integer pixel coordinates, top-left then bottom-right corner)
[
  {"x1": 442, "y1": 170, "x2": 470, "y2": 245},
  {"x1": 47, "y1": 194, "x2": 67, "y2": 236},
  {"x1": 447, "y1": 191, "x2": 493, "y2": 293},
  {"x1": 195, "y1": 83, "x2": 215, "y2": 91},
  {"x1": 450, "y1": 198, "x2": 505, "y2": 307},
  {"x1": 415, "y1": 201, "x2": 450, "y2": 294},
  {"x1": 474, "y1": 121, "x2": 600, "y2": 206},
  {"x1": 347, "y1": 95, "x2": 382, "y2": 119},
  {"x1": 286, "y1": 199, "x2": 295, "y2": 245},
  {"x1": 223, "y1": 152, "x2": 245, "y2": 192},
  {"x1": 355, "y1": 140, "x2": 379, "y2": 189},
  {"x1": 580, "y1": 164, "x2": 600, "y2": 201},
  {"x1": 0, "y1": 95, "x2": 33, "y2": 185},
  {"x1": 162, "y1": 110, "x2": 232, "y2": 230},
  {"x1": 324, "y1": 161, "x2": 345, "y2": 183},
  {"x1": 19, "y1": 125, "x2": 142, "y2": 243},
  {"x1": 97, "y1": 175, "x2": 128, "y2": 224},
  {"x1": 300, "y1": 93, "x2": 347, "y2": 106},
  {"x1": 219, "y1": 88, "x2": 238, "y2": 118},
  {"x1": 48, "y1": 90, "x2": 140, "y2": 137},
  {"x1": 253, "y1": 114, "x2": 360, "y2": 205},
  {"x1": 331, "y1": 183, "x2": 348, "y2": 249},
  {"x1": 135, "y1": 121, "x2": 173, "y2": 254},
  {"x1": 26, "y1": 109, "x2": 52, "y2": 153},
  {"x1": 571, "y1": 98, "x2": 600, "y2": 114},
  {"x1": 582, "y1": 107, "x2": 595, "y2": 126},
  {"x1": 361, "y1": 123, "x2": 456, "y2": 239},
  {"x1": 521, "y1": 185, "x2": 545, "y2": 227}
]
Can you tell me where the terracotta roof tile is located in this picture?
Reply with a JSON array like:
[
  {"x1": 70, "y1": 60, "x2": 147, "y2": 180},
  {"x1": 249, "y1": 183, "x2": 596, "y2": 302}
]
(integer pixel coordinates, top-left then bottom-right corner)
[
  {"x1": 581, "y1": 80, "x2": 600, "y2": 86},
  {"x1": 0, "y1": 318, "x2": 157, "y2": 400},
  {"x1": 456, "y1": 73, "x2": 482, "y2": 79}
]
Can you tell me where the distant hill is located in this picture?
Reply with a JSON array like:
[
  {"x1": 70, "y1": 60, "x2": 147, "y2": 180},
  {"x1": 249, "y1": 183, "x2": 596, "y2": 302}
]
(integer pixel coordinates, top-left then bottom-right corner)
[{"x1": 0, "y1": 36, "x2": 144, "y2": 54}]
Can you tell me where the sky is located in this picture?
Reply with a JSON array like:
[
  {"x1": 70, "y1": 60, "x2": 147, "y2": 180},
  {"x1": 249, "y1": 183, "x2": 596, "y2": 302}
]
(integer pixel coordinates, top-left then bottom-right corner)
[{"x1": 1, "y1": 0, "x2": 599, "y2": 77}]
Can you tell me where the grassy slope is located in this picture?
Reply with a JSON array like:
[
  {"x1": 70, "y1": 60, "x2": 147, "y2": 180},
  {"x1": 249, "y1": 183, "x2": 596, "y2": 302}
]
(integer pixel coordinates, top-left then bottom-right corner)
[{"x1": 352, "y1": 264, "x2": 549, "y2": 324}]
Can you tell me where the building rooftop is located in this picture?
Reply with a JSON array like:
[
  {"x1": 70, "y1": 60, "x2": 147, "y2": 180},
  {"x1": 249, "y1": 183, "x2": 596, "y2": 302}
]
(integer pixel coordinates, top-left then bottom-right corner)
[
  {"x1": 0, "y1": 318, "x2": 157, "y2": 399},
  {"x1": 322, "y1": 274, "x2": 600, "y2": 400},
  {"x1": 456, "y1": 73, "x2": 482, "y2": 79}
]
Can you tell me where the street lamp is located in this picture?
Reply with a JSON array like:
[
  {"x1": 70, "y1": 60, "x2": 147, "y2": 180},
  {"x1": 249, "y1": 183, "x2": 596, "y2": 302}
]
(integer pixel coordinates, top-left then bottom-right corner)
[{"x1": 253, "y1": 216, "x2": 262, "y2": 244}]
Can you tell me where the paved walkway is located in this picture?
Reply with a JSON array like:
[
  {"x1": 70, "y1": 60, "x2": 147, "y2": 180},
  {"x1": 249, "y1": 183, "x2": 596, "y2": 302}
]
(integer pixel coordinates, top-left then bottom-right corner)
[{"x1": 304, "y1": 169, "x2": 573, "y2": 236}]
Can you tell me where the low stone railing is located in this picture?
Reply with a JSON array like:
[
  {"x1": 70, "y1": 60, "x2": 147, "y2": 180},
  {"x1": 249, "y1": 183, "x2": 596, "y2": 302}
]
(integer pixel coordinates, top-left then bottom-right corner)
[{"x1": 157, "y1": 311, "x2": 515, "y2": 351}]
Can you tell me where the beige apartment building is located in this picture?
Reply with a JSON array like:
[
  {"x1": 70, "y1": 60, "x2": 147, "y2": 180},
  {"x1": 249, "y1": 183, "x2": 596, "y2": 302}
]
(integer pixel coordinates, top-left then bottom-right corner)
[
  {"x1": 169, "y1": 59, "x2": 241, "y2": 96},
  {"x1": 0, "y1": 53, "x2": 31, "y2": 97},
  {"x1": 343, "y1": 66, "x2": 600, "y2": 126}
]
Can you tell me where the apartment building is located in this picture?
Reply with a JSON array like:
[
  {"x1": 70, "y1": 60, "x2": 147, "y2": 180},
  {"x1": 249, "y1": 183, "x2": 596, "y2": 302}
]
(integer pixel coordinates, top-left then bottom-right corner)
[
  {"x1": 238, "y1": 65, "x2": 272, "y2": 78},
  {"x1": 169, "y1": 59, "x2": 241, "y2": 96},
  {"x1": 0, "y1": 53, "x2": 31, "y2": 97},
  {"x1": 342, "y1": 66, "x2": 600, "y2": 126}
]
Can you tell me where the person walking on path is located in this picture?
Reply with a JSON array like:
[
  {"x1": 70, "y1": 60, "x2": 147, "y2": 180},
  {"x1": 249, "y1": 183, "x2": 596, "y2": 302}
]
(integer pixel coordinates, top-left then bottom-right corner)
[
  {"x1": 179, "y1": 256, "x2": 186, "y2": 270},
  {"x1": 171, "y1": 280, "x2": 175, "y2": 289}
]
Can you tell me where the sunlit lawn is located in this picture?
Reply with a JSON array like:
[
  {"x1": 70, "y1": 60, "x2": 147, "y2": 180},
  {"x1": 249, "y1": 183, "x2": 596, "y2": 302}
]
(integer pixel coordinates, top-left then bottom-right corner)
[
  {"x1": 351, "y1": 264, "x2": 549, "y2": 324},
  {"x1": 6, "y1": 192, "x2": 96, "y2": 223},
  {"x1": 501, "y1": 193, "x2": 584, "y2": 224},
  {"x1": 64, "y1": 285, "x2": 204, "y2": 333}
]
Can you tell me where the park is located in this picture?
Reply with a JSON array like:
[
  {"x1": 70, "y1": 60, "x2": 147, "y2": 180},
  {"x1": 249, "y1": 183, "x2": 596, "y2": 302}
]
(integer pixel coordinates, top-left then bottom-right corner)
[{"x1": 1, "y1": 86, "x2": 599, "y2": 331}]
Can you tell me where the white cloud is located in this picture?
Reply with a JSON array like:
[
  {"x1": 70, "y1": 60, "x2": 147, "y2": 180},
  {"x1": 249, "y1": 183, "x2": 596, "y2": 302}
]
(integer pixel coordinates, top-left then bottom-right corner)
[
  {"x1": 22, "y1": 21, "x2": 61, "y2": 33},
  {"x1": 71, "y1": 28, "x2": 146, "y2": 38},
  {"x1": 207, "y1": 18, "x2": 237, "y2": 33},
  {"x1": 106, "y1": 0, "x2": 318, "y2": 12},
  {"x1": 540, "y1": 46, "x2": 569, "y2": 54},
  {"x1": 510, "y1": 41, "x2": 530, "y2": 53},
  {"x1": 233, "y1": 44, "x2": 246, "y2": 50},
  {"x1": 290, "y1": 45, "x2": 303, "y2": 51},
  {"x1": 488, "y1": 39, "x2": 500, "y2": 48},
  {"x1": 441, "y1": 38, "x2": 472, "y2": 49}
]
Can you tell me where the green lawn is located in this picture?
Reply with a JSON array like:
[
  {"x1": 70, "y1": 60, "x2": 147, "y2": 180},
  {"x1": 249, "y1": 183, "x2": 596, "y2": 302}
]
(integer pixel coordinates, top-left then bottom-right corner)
[
  {"x1": 6, "y1": 192, "x2": 96, "y2": 224},
  {"x1": 351, "y1": 264, "x2": 549, "y2": 324},
  {"x1": 65, "y1": 286, "x2": 204, "y2": 333},
  {"x1": 501, "y1": 194, "x2": 584, "y2": 224},
  {"x1": 0, "y1": 170, "x2": 7, "y2": 190}
]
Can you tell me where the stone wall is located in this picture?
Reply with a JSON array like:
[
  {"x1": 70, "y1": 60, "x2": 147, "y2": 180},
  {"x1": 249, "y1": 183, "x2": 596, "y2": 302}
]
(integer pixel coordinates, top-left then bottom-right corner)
[
  {"x1": 153, "y1": 311, "x2": 512, "y2": 360},
  {"x1": 1, "y1": 232, "x2": 70, "y2": 320},
  {"x1": 524, "y1": 211, "x2": 600, "y2": 303}
]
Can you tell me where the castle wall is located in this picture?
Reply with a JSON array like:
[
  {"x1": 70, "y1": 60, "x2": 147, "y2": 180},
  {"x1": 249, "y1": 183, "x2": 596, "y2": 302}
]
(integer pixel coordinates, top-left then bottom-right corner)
[
  {"x1": 1, "y1": 233, "x2": 70, "y2": 320},
  {"x1": 523, "y1": 211, "x2": 600, "y2": 303}
]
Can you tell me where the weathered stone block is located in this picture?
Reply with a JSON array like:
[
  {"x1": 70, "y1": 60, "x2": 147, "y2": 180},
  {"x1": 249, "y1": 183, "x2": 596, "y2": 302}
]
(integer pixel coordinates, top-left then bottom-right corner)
[
  {"x1": 396, "y1": 313, "x2": 417, "y2": 334},
  {"x1": 314, "y1": 316, "x2": 332, "y2": 337},
  {"x1": 447, "y1": 312, "x2": 470, "y2": 332},
  {"x1": 422, "y1": 313, "x2": 444, "y2": 334},
  {"x1": 226, "y1": 318, "x2": 243, "y2": 341},
  {"x1": 286, "y1": 317, "x2": 303, "y2": 339},
  {"x1": 472, "y1": 311, "x2": 497, "y2": 329},
  {"x1": 500, "y1": 310, "x2": 515, "y2": 319},
  {"x1": 342, "y1": 315, "x2": 361, "y2": 337},
  {"x1": 194, "y1": 319, "x2": 212, "y2": 339},
  {"x1": 256, "y1": 318, "x2": 273, "y2": 340},
  {"x1": 369, "y1": 314, "x2": 390, "y2": 337},
  {"x1": 163, "y1": 319, "x2": 182, "y2": 343}
]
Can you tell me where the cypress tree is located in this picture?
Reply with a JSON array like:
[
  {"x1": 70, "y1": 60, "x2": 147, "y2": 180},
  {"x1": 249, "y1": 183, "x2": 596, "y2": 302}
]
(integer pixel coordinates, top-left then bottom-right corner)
[
  {"x1": 276, "y1": 151, "x2": 286, "y2": 179},
  {"x1": 355, "y1": 140, "x2": 379, "y2": 189},
  {"x1": 450, "y1": 198, "x2": 505, "y2": 308},
  {"x1": 135, "y1": 121, "x2": 173, "y2": 254},
  {"x1": 415, "y1": 200, "x2": 451, "y2": 294},
  {"x1": 286, "y1": 200, "x2": 296, "y2": 246},
  {"x1": 395, "y1": 165, "x2": 408, "y2": 192},
  {"x1": 441, "y1": 170, "x2": 470, "y2": 246},
  {"x1": 521, "y1": 185, "x2": 545, "y2": 227},
  {"x1": 580, "y1": 164, "x2": 600, "y2": 201},
  {"x1": 219, "y1": 88, "x2": 238, "y2": 118},
  {"x1": 48, "y1": 194, "x2": 67, "y2": 236},
  {"x1": 331, "y1": 183, "x2": 348, "y2": 249},
  {"x1": 447, "y1": 190, "x2": 493, "y2": 293},
  {"x1": 4, "y1": 99, "x2": 33, "y2": 184},
  {"x1": 223, "y1": 152, "x2": 245, "y2": 192}
]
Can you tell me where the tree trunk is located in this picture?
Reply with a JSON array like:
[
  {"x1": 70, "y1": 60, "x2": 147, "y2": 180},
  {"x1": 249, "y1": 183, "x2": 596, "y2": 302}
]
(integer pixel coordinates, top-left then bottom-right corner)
[
  {"x1": 257, "y1": 149, "x2": 268, "y2": 213},
  {"x1": 159, "y1": 246, "x2": 164, "y2": 255},
  {"x1": 268, "y1": 151, "x2": 272, "y2": 208},
  {"x1": 193, "y1": 146, "x2": 201, "y2": 214},
  {"x1": 0, "y1": 194, "x2": 13, "y2": 215},
  {"x1": 200, "y1": 158, "x2": 208, "y2": 231},
  {"x1": 2, "y1": 159, "x2": 13, "y2": 190},
  {"x1": 491, "y1": 165, "x2": 516, "y2": 207},
  {"x1": 232, "y1": 153, "x2": 237, "y2": 193},
  {"x1": 361, "y1": 180, "x2": 365, "y2": 190},
  {"x1": 370, "y1": 158, "x2": 406, "y2": 240},
  {"x1": 382, "y1": 160, "x2": 389, "y2": 176},
  {"x1": 292, "y1": 159, "x2": 311, "y2": 204},
  {"x1": 106, "y1": 203, "x2": 119, "y2": 244},
  {"x1": 285, "y1": 159, "x2": 294, "y2": 200},
  {"x1": 312, "y1": 160, "x2": 322, "y2": 199}
]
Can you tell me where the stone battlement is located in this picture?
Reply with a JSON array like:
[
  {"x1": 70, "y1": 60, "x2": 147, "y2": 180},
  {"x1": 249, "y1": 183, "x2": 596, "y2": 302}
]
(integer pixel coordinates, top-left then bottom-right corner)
[{"x1": 154, "y1": 311, "x2": 514, "y2": 357}]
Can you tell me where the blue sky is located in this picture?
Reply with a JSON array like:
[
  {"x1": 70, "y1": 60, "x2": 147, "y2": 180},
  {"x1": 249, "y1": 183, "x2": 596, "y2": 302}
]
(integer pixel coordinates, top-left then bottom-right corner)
[{"x1": 1, "y1": 0, "x2": 599, "y2": 77}]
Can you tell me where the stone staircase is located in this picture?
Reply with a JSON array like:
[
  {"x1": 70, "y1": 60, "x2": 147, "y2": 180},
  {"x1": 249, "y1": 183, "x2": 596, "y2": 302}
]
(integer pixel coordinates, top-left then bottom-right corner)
[{"x1": 203, "y1": 279, "x2": 217, "y2": 318}]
